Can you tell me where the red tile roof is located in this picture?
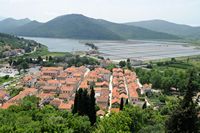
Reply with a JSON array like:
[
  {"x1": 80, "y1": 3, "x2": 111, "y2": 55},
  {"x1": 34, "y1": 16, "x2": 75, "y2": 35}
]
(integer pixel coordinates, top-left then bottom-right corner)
[{"x1": 61, "y1": 86, "x2": 74, "y2": 92}]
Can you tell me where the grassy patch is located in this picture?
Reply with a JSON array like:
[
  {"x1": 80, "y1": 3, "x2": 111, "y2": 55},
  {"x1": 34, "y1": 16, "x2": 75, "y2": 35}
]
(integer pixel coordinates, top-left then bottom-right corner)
[
  {"x1": 43, "y1": 52, "x2": 67, "y2": 57},
  {"x1": 0, "y1": 76, "x2": 13, "y2": 85}
]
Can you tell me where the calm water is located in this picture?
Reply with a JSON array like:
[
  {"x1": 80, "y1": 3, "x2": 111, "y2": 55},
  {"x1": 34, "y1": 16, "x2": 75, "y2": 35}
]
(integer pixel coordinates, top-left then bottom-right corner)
[
  {"x1": 23, "y1": 37, "x2": 90, "y2": 52},
  {"x1": 23, "y1": 37, "x2": 200, "y2": 61}
]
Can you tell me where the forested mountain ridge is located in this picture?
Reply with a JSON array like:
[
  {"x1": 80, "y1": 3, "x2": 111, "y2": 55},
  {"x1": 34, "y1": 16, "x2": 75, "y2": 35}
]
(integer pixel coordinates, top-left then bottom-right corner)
[
  {"x1": 0, "y1": 18, "x2": 31, "y2": 33},
  {"x1": 0, "y1": 14, "x2": 180, "y2": 40},
  {"x1": 125, "y1": 20, "x2": 200, "y2": 39}
]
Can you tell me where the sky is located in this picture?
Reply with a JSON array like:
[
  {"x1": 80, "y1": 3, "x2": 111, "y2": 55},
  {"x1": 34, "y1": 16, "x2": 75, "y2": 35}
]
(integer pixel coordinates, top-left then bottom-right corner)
[{"x1": 0, "y1": 0, "x2": 199, "y2": 26}]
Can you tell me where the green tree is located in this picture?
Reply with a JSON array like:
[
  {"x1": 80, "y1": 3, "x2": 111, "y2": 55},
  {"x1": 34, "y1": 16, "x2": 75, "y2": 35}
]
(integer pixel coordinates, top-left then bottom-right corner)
[
  {"x1": 89, "y1": 85, "x2": 96, "y2": 125},
  {"x1": 142, "y1": 101, "x2": 147, "y2": 109},
  {"x1": 106, "y1": 63, "x2": 116, "y2": 71},
  {"x1": 120, "y1": 98, "x2": 124, "y2": 110},
  {"x1": 150, "y1": 70, "x2": 162, "y2": 89},
  {"x1": 126, "y1": 58, "x2": 132, "y2": 70},
  {"x1": 125, "y1": 99, "x2": 129, "y2": 105},
  {"x1": 73, "y1": 88, "x2": 96, "y2": 125},
  {"x1": 161, "y1": 77, "x2": 172, "y2": 93},
  {"x1": 37, "y1": 56, "x2": 43, "y2": 64},
  {"x1": 8, "y1": 58, "x2": 13, "y2": 66},
  {"x1": 119, "y1": 61, "x2": 126, "y2": 68},
  {"x1": 166, "y1": 69, "x2": 200, "y2": 133},
  {"x1": 49, "y1": 56, "x2": 53, "y2": 61},
  {"x1": 72, "y1": 91, "x2": 78, "y2": 114},
  {"x1": 20, "y1": 61, "x2": 29, "y2": 72},
  {"x1": 20, "y1": 96, "x2": 40, "y2": 110},
  {"x1": 95, "y1": 111, "x2": 132, "y2": 133}
]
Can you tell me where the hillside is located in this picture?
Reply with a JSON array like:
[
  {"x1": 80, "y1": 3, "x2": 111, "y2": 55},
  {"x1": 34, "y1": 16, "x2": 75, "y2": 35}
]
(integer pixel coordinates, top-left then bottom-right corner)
[
  {"x1": 0, "y1": 33, "x2": 30, "y2": 48},
  {"x1": 96, "y1": 19, "x2": 179, "y2": 40},
  {"x1": 21, "y1": 14, "x2": 123, "y2": 40},
  {"x1": 0, "y1": 32, "x2": 39, "y2": 58},
  {"x1": 0, "y1": 18, "x2": 31, "y2": 33},
  {"x1": 0, "y1": 16, "x2": 5, "y2": 21},
  {"x1": 12, "y1": 20, "x2": 43, "y2": 36},
  {"x1": 0, "y1": 14, "x2": 180, "y2": 40},
  {"x1": 125, "y1": 20, "x2": 200, "y2": 39}
]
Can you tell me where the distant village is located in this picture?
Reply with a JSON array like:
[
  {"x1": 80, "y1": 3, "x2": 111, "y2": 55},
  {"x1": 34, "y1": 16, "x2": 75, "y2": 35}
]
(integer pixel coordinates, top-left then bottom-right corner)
[{"x1": 0, "y1": 65, "x2": 151, "y2": 116}]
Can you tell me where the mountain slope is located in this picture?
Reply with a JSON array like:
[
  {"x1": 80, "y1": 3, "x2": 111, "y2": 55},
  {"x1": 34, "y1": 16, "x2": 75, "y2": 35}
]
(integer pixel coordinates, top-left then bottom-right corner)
[
  {"x1": 96, "y1": 19, "x2": 179, "y2": 40},
  {"x1": 0, "y1": 18, "x2": 31, "y2": 33},
  {"x1": 0, "y1": 16, "x2": 5, "y2": 21},
  {"x1": 125, "y1": 20, "x2": 200, "y2": 39},
  {"x1": 0, "y1": 14, "x2": 180, "y2": 40},
  {"x1": 12, "y1": 20, "x2": 43, "y2": 36},
  {"x1": 24, "y1": 14, "x2": 123, "y2": 40},
  {"x1": 0, "y1": 32, "x2": 39, "y2": 54}
]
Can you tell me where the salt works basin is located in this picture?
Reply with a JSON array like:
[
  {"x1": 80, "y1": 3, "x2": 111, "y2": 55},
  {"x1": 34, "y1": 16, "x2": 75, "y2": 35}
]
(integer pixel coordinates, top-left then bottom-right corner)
[
  {"x1": 95, "y1": 40, "x2": 200, "y2": 61},
  {"x1": 23, "y1": 37, "x2": 200, "y2": 61}
]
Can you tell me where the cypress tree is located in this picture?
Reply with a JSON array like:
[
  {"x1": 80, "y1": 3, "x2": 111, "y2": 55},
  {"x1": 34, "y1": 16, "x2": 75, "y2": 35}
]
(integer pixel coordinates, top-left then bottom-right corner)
[
  {"x1": 142, "y1": 101, "x2": 147, "y2": 109},
  {"x1": 120, "y1": 98, "x2": 124, "y2": 110},
  {"x1": 73, "y1": 87, "x2": 97, "y2": 125},
  {"x1": 89, "y1": 85, "x2": 96, "y2": 125},
  {"x1": 72, "y1": 90, "x2": 78, "y2": 114},
  {"x1": 77, "y1": 89, "x2": 83, "y2": 115},
  {"x1": 125, "y1": 99, "x2": 129, "y2": 105},
  {"x1": 82, "y1": 89, "x2": 90, "y2": 116}
]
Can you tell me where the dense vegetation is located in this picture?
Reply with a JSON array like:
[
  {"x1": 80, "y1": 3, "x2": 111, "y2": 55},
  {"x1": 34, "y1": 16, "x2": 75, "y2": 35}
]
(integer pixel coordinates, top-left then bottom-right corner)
[
  {"x1": 166, "y1": 69, "x2": 200, "y2": 132},
  {"x1": 0, "y1": 14, "x2": 180, "y2": 40},
  {"x1": 8, "y1": 52, "x2": 99, "y2": 71},
  {"x1": 0, "y1": 75, "x2": 13, "y2": 85},
  {"x1": 66, "y1": 56, "x2": 99, "y2": 67},
  {"x1": 0, "y1": 67, "x2": 200, "y2": 132},
  {"x1": 153, "y1": 58, "x2": 194, "y2": 70},
  {"x1": 0, "y1": 96, "x2": 92, "y2": 133},
  {"x1": 0, "y1": 33, "x2": 39, "y2": 50},
  {"x1": 1, "y1": 89, "x2": 199, "y2": 132},
  {"x1": 119, "y1": 58, "x2": 132, "y2": 70},
  {"x1": 136, "y1": 67, "x2": 200, "y2": 94},
  {"x1": 0, "y1": 95, "x2": 168, "y2": 133},
  {"x1": 0, "y1": 33, "x2": 40, "y2": 58},
  {"x1": 73, "y1": 87, "x2": 96, "y2": 125}
]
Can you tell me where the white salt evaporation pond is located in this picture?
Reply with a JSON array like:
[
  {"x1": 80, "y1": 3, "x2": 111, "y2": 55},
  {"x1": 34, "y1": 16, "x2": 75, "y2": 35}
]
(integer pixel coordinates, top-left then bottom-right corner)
[
  {"x1": 23, "y1": 37, "x2": 200, "y2": 61},
  {"x1": 95, "y1": 40, "x2": 200, "y2": 61}
]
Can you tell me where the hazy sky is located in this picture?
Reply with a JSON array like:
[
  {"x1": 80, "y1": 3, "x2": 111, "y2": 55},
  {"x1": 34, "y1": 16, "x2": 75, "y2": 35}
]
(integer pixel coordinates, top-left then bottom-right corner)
[{"x1": 0, "y1": 0, "x2": 199, "y2": 26}]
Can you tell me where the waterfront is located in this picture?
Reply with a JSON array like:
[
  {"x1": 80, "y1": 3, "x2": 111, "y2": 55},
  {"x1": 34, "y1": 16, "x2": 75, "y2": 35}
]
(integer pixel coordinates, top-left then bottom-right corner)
[
  {"x1": 24, "y1": 37, "x2": 200, "y2": 61},
  {"x1": 23, "y1": 37, "x2": 90, "y2": 52}
]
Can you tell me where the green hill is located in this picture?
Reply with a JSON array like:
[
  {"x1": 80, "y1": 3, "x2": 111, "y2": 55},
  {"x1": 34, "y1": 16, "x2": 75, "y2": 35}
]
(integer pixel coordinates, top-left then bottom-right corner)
[
  {"x1": 96, "y1": 19, "x2": 180, "y2": 40},
  {"x1": 23, "y1": 14, "x2": 123, "y2": 40},
  {"x1": 0, "y1": 14, "x2": 180, "y2": 40},
  {"x1": 125, "y1": 20, "x2": 200, "y2": 39},
  {"x1": 12, "y1": 20, "x2": 43, "y2": 36},
  {"x1": 0, "y1": 32, "x2": 39, "y2": 55},
  {"x1": 0, "y1": 18, "x2": 31, "y2": 33}
]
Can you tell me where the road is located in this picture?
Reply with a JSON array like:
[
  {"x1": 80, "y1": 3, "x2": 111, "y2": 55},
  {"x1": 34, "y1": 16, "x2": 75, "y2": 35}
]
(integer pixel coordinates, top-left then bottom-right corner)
[
  {"x1": 108, "y1": 75, "x2": 113, "y2": 114},
  {"x1": 123, "y1": 76, "x2": 129, "y2": 102},
  {"x1": 84, "y1": 68, "x2": 90, "y2": 78},
  {"x1": 77, "y1": 68, "x2": 90, "y2": 91}
]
